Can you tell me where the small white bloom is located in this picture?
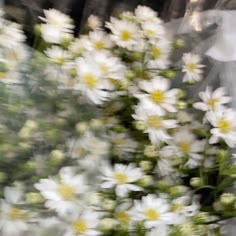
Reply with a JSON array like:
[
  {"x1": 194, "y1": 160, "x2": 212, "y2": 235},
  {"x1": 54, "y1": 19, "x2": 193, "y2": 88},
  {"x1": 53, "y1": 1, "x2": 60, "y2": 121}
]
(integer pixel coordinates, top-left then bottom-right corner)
[
  {"x1": 88, "y1": 30, "x2": 113, "y2": 51},
  {"x1": 194, "y1": 86, "x2": 231, "y2": 111},
  {"x1": 40, "y1": 9, "x2": 74, "y2": 44},
  {"x1": 136, "y1": 76, "x2": 179, "y2": 114},
  {"x1": 146, "y1": 40, "x2": 171, "y2": 69},
  {"x1": 65, "y1": 208, "x2": 101, "y2": 236},
  {"x1": 106, "y1": 17, "x2": 139, "y2": 50},
  {"x1": 141, "y1": 21, "x2": 165, "y2": 39},
  {"x1": 35, "y1": 167, "x2": 88, "y2": 216},
  {"x1": 75, "y1": 54, "x2": 110, "y2": 104},
  {"x1": 133, "y1": 104, "x2": 177, "y2": 144},
  {"x1": 45, "y1": 46, "x2": 70, "y2": 64},
  {"x1": 87, "y1": 15, "x2": 102, "y2": 30},
  {"x1": 207, "y1": 108, "x2": 236, "y2": 147},
  {"x1": 101, "y1": 163, "x2": 143, "y2": 197},
  {"x1": 135, "y1": 5, "x2": 158, "y2": 23},
  {"x1": 182, "y1": 53, "x2": 205, "y2": 83},
  {"x1": 130, "y1": 194, "x2": 175, "y2": 228}
]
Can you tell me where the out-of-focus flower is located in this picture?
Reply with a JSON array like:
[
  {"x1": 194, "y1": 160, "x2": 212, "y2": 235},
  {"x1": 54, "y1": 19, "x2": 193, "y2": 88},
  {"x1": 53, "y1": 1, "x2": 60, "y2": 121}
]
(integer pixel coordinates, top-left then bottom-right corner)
[
  {"x1": 101, "y1": 163, "x2": 143, "y2": 197},
  {"x1": 87, "y1": 15, "x2": 102, "y2": 30},
  {"x1": 182, "y1": 53, "x2": 205, "y2": 83}
]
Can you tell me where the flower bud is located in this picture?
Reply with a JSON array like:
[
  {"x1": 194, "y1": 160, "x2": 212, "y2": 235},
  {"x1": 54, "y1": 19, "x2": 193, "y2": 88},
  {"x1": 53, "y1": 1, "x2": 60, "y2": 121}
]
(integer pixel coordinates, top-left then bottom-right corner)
[
  {"x1": 26, "y1": 192, "x2": 44, "y2": 204},
  {"x1": 50, "y1": 150, "x2": 64, "y2": 164},
  {"x1": 76, "y1": 122, "x2": 88, "y2": 134},
  {"x1": 134, "y1": 120, "x2": 145, "y2": 131},
  {"x1": 220, "y1": 193, "x2": 236, "y2": 206},
  {"x1": 190, "y1": 177, "x2": 202, "y2": 188},
  {"x1": 144, "y1": 145, "x2": 157, "y2": 158},
  {"x1": 99, "y1": 218, "x2": 117, "y2": 231},
  {"x1": 139, "y1": 161, "x2": 153, "y2": 171}
]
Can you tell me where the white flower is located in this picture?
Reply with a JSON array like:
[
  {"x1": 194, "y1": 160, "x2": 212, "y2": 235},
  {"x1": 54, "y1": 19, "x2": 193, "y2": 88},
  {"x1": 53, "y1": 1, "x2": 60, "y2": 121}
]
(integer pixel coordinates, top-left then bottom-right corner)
[
  {"x1": 34, "y1": 167, "x2": 88, "y2": 216},
  {"x1": 0, "y1": 186, "x2": 30, "y2": 236},
  {"x1": 146, "y1": 40, "x2": 171, "y2": 69},
  {"x1": 87, "y1": 15, "x2": 102, "y2": 30},
  {"x1": 133, "y1": 104, "x2": 177, "y2": 144},
  {"x1": 101, "y1": 163, "x2": 143, "y2": 197},
  {"x1": 207, "y1": 108, "x2": 236, "y2": 147},
  {"x1": 45, "y1": 46, "x2": 70, "y2": 64},
  {"x1": 88, "y1": 30, "x2": 113, "y2": 51},
  {"x1": 40, "y1": 9, "x2": 74, "y2": 44},
  {"x1": 164, "y1": 127, "x2": 206, "y2": 168},
  {"x1": 75, "y1": 55, "x2": 110, "y2": 104},
  {"x1": 141, "y1": 21, "x2": 165, "y2": 39},
  {"x1": 130, "y1": 194, "x2": 175, "y2": 228},
  {"x1": 136, "y1": 76, "x2": 179, "y2": 114},
  {"x1": 106, "y1": 18, "x2": 139, "y2": 50},
  {"x1": 182, "y1": 53, "x2": 205, "y2": 83},
  {"x1": 65, "y1": 208, "x2": 101, "y2": 236},
  {"x1": 69, "y1": 36, "x2": 92, "y2": 55},
  {"x1": 194, "y1": 86, "x2": 231, "y2": 111},
  {"x1": 69, "y1": 132, "x2": 109, "y2": 171},
  {"x1": 135, "y1": 5, "x2": 158, "y2": 23}
]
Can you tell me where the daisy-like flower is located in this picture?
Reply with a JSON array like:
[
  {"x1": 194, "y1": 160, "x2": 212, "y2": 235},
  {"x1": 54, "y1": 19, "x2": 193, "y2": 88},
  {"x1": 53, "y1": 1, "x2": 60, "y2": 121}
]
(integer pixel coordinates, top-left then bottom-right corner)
[
  {"x1": 75, "y1": 54, "x2": 110, "y2": 104},
  {"x1": 87, "y1": 15, "x2": 102, "y2": 30},
  {"x1": 88, "y1": 30, "x2": 113, "y2": 51},
  {"x1": 141, "y1": 21, "x2": 165, "y2": 39},
  {"x1": 101, "y1": 163, "x2": 143, "y2": 197},
  {"x1": 182, "y1": 53, "x2": 205, "y2": 83},
  {"x1": 34, "y1": 166, "x2": 88, "y2": 216},
  {"x1": 163, "y1": 127, "x2": 206, "y2": 168},
  {"x1": 135, "y1": 5, "x2": 158, "y2": 23},
  {"x1": 65, "y1": 208, "x2": 101, "y2": 236},
  {"x1": 45, "y1": 46, "x2": 70, "y2": 65},
  {"x1": 106, "y1": 17, "x2": 139, "y2": 50},
  {"x1": 133, "y1": 104, "x2": 177, "y2": 144},
  {"x1": 194, "y1": 86, "x2": 231, "y2": 111},
  {"x1": 69, "y1": 36, "x2": 93, "y2": 56},
  {"x1": 69, "y1": 131, "x2": 109, "y2": 171},
  {"x1": 146, "y1": 40, "x2": 171, "y2": 69},
  {"x1": 206, "y1": 108, "x2": 236, "y2": 147},
  {"x1": 136, "y1": 76, "x2": 179, "y2": 114},
  {"x1": 39, "y1": 9, "x2": 74, "y2": 44},
  {"x1": 130, "y1": 194, "x2": 175, "y2": 228},
  {"x1": 0, "y1": 186, "x2": 31, "y2": 236}
]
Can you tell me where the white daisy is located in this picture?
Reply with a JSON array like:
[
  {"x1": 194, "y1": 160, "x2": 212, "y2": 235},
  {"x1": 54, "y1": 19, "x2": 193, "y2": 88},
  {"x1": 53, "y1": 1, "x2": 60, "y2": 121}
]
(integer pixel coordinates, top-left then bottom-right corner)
[
  {"x1": 133, "y1": 104, "x2": 177, "y2": 144},
  {"x1": 101, "y1": 163, "x2": 143, "y2": 197},
  {"x1": 136, "y1": 76, "x2": 179, "y2": 114},
  {"x1": 106, "y1": 17, "x2": 139, "y2": 50},
  {"x1": 130, "y1": 194, "x2": 175, "y2": 228},
  {"x1": 69, "y1": 131, "x2": 109, "y2": 171},
  {"x1": 75, "y1": 54, "x2": 110, "y2": 104},
  {"x1": 34, "y1": 166, "x2": 88, "y2": 216},
  {"x1": 135, "y1": 5, "x2": 159, "y2": 23},
  {"x1": 45, "y1": 46, "x2": 70, "y2": 65},
  {"x1": 141, "y1": 21, "x2": 165, "y2": 39},
  {"x1": 194, "y1": 86, "x2": 231, "y2": 111},
  {"x1": 87, "y1": 15, "x2": 102, "y2": 30},
  {"x1": 69, "y1": 36, "x2": 92, "y2": 56},
  {"x1": 206, "y1": 108, "x2": 236, "y2": 147},
  {"x1": 88, "y1": 30, "x2": 113, "y2": 51},
  {"x1": 182, "y1": 53, "x2": 205, "y2": 83},
  {"x1": 65, "y1": 208, "x2": 101, "y2": 236},
  {"x1": 164, "y1": 127, "x2": 206, "y2": 168},
  {"x1": 146, "y1": 40, "x2": 171, "y2": 69},
  {"x1": 39, "y1": 9, "x2": 74, "y2": 44},
  {"x1": 0, "y1": 186, "x2": 30, "y2": 236}
]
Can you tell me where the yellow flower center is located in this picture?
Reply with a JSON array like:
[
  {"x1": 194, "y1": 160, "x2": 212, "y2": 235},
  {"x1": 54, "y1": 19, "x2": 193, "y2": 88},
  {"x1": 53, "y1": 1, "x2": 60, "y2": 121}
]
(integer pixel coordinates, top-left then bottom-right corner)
[
  {"x1": 151, "y1": 46, "x2": 161, "y2": 59},
  {"x1": 57, "y1": 184, "x2": 76, "y2": 200},
  {"x1": 115, "y1": 211, "x2": 130, "y2": 223},
  {"x1": 217, "y1": 118, "x2": 231, "y2": 133},
  {"x1": 145, "y1": 29, "x2": 155, "y2": 37},
  {"x1": 187, "y1": 63, "x2": 197, "y2": 72},
  {"x1": 144, "y1": 208, "x2": 160, "y2": 221},
  {"x1": 120, "y1": 30, "x2": 131, "y2": 41},
  {"x1": 95, "y1": 41, "x2": 104, "y2": 50},
  {"x1": 150, "y1": 90, "x2": 165, "y2": 104},
  {"x1": 114, "y1": 172, "x2": 128, "y2": 184},
  {"x1": 147, "y1": 116, "x2": 162, "y2": 129},
  {"x1": 83, "y1": 73, "x2": 98, "y2": 89},
  {"x1": 179, "y1": 142, "x2": 191, "y2": 154},
  {"x1": 208, "y1": 98, "x2": 218, "y2": 109},
  {"x1": 73, "y1": 219, "x2": 88, "y2": 234},
  {"x1": 8, "y1": 207, "x2": 29, "y2": 221}
]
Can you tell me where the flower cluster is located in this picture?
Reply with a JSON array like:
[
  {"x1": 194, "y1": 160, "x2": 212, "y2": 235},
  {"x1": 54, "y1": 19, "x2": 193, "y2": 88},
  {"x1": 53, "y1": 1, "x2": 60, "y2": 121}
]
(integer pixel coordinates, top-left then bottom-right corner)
[{"x1": 0, "y1": 5, "x2": 235, "y2": 236}]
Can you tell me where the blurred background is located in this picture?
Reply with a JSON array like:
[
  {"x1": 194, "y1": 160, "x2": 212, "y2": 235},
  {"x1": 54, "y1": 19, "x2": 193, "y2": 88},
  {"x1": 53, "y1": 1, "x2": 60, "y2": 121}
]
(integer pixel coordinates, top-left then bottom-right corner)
[{"x1": 2, "y1": 0, "x2": 236, "y2": 44}]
